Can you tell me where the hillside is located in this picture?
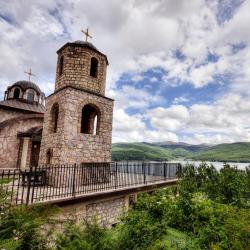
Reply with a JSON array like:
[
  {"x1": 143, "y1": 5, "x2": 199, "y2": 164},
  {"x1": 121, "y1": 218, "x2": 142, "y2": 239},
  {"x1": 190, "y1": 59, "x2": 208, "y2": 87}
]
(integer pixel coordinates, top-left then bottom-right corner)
[
  {"x1": 112, "y1": 143, "x2": 173, "y2": 161},
  {"x1": 152, "y1": 141, "x2": 211, "y2": 152},
  {"x1": 112, "y1": 142, "x2": 250, "y2": 162},
  {"x1": 193, "y1": 142, "x2": 250, "y2": 162},
  {"x1": 112, "y1": 142, "x2": 192, "y2": 161}
]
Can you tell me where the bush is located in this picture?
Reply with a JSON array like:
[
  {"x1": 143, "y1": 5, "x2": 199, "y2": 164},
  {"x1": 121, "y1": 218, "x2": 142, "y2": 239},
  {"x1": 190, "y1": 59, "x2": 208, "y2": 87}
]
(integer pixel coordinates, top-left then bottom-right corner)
[
  {"x1": 0, "y1": 186, "x2": 58, "y2": 250},
  {"x1": 179, "y1": 163, "x2": 249, "y2": 208},
  {"x1": 55, "y1": 219, "x2": 119, "y2": 250}
]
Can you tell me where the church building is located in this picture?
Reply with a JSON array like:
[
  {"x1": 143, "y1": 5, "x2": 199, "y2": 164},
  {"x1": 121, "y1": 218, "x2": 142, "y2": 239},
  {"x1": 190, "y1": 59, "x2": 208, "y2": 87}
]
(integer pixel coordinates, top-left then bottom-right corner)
[
  {"x1": 0, "y1": 80, "x2": 45, "y2": 168},
  {"x1": 0, "y1": 38, "x2": 114, "y2": 169}
]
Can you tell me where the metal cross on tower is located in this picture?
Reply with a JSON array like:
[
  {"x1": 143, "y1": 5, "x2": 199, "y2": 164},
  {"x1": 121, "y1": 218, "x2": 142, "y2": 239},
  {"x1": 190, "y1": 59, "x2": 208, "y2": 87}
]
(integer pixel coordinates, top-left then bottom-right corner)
[
  {"x1": 81, "y1": 28, "x2": 93, "y2": 42},
  {"x1": 24, "y1": 68, "x2": 35, "y2": 81}
]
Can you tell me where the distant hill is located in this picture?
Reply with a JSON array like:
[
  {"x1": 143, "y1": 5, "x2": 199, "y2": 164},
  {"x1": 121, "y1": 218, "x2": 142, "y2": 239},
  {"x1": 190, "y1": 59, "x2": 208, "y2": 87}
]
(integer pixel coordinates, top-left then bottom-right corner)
[
  {"x1": 193, "y1": 142, "x2": 250, "y2": 162},
  {"x1": 112, "y1": 143, "x2": 173, "y2": 161},
  {"x1": 147, "y1": 141, "x2": 211, "y2": 152},
  {"x1": 112, "y1": 142, "x2": 250, "y2": 162}
]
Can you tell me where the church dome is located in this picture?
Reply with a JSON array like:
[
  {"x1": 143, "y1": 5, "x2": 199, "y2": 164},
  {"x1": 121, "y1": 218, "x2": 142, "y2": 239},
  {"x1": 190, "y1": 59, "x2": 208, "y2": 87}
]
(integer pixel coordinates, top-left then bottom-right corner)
[
  {"x1": 4, "y1": 80, "x2": 45, "y2": 106},
  {"x1": 11, "y1": 80, "x2": 42, "y2": 94}
]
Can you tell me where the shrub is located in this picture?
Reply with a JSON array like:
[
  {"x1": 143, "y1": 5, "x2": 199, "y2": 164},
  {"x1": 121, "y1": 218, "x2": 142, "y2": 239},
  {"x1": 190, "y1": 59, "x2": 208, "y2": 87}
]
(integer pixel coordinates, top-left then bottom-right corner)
[
  {"x1": 179, "y1": 163, "x2": 249, "y2": 208},
  {"x1": 55, "y1": 220, "x2": 119, "y2": 250},
  {"x1": 0, "y1": 186, "x2": 58, "y2": 250}
]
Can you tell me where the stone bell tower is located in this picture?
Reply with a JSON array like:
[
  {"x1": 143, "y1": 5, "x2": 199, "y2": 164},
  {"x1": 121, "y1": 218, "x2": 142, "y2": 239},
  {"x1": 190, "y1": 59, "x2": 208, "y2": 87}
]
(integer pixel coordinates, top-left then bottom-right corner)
[{"x1": 39, "y1": 36, "x2": 114, "y2": 165}]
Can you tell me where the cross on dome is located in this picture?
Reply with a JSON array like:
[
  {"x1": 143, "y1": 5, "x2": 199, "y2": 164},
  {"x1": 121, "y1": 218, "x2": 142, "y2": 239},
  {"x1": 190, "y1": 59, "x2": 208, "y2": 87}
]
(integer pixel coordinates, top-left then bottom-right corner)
[
  {"x1": 24, "y1": 68, "x2": 35, "y2": 81},
  {"x1": 81, "y1": 28, "x2": 93, "y2": 42}
]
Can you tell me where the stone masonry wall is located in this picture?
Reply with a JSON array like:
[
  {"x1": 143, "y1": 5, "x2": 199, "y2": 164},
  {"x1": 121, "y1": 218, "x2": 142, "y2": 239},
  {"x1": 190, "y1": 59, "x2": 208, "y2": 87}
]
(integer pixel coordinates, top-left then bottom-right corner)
[
  {"x1": 58, "y1": 195, "x2": 129, "y2": 228},
  {"x1": 39, "y1": 87, "x2": 113, "y2": 165},
  {"x1": 55, "y1": 46, "x2": 107, "y2": 95},
  {"x1": 86, "y1": 197, "x2": 127, "y2": 227},
  {"x1": 0, "y1": 118, "x2": 43, "y2": 168}
]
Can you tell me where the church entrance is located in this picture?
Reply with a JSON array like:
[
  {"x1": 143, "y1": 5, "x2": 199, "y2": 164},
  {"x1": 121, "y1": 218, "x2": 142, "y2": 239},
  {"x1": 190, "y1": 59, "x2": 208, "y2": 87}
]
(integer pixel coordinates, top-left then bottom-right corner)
[{"x1": 30, "y1": 141, "x2": 41, "y2": 167}]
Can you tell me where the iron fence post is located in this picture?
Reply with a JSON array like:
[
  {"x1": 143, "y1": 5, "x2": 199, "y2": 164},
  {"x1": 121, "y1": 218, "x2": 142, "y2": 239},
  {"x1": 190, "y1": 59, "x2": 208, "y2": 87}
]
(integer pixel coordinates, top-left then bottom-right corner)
[
  {"x1": 143, "y1": 162, "x2": 146, "y2": 184},
  {"x1": 72, "y1": 164, "x2": 77, "y2": 197},
  {"x1": 30, "y1": 166, "x2": 37, "y2": 204},
  {"x1": 115, "y1": 162, "x2": 118, "y2": 189},
  {"x1": 163, "y1": 163, "x2": 167, "y2": 180},
  {"x1": 26, "y1": 167, "x2": 32, "y2": 205}
]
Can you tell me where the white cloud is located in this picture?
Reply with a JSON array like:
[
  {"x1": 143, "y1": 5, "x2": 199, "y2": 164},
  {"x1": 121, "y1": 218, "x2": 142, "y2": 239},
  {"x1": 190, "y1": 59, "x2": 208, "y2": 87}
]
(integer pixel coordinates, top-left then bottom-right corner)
[
  {"x1": 112, "y1": 108, "x2": 179, "y2": 143},
  {"x1": 1, "y1": 0, "x2": 250, "y2": 144},
  {"x1": 108, "y1": 85, "x2": 163, "y2": 110},
  {"x1": 146, "y1": 93, "x2": 250, "y2": 144},
  {"x1": 148, "y1": 105, "x2": 189, "y2": 131},
  {"x1": 173, "y1": 96, "x2": 190, "y2": 104}
]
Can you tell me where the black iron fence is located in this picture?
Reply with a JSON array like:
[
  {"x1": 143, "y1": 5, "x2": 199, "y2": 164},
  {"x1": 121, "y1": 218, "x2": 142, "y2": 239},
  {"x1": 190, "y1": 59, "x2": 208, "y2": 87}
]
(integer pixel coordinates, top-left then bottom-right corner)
[{"x1": 0, "y1": 162, "x2": 181, "y2": 205}]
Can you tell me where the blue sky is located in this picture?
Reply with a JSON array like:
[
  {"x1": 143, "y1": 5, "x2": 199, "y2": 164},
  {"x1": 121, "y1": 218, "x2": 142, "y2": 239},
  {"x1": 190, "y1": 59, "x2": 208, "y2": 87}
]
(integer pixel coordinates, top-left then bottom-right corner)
[{"x1": 0, "y1": 0, "x2": 250, "y2": 144}]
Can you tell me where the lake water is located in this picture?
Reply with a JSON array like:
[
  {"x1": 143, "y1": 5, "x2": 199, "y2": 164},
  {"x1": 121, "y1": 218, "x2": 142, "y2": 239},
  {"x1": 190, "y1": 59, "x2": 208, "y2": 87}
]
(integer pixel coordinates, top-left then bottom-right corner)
[{"x1": 169, "y1": 160, "x2": 250, "y2": 170}]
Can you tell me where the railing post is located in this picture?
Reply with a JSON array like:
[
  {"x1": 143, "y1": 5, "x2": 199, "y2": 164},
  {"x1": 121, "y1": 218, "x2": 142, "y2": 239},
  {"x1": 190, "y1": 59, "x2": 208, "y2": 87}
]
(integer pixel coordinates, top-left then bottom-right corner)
[
  {"x1": 163, "y1": 163, "x2": 167, "y2": 180},
  {"x1": 30, "y1": 166, "x2": 37, "y2": 204},
  {"x1": 114, "y1": 162, "x2": 118, "y2": 189},
  {"x1": 26, "y1": 167, "x2": 32, "y2": 205},
  {"x1": 143, "y1": 162, "x2": 146, "y2": 184},
  {"x1": 72, "y1": 164, "x2": 77, "y2": 198}
]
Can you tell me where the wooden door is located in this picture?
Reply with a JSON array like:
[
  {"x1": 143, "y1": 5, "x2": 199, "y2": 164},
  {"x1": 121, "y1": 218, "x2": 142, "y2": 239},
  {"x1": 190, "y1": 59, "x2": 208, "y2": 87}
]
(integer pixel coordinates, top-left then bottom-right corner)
[{"x1": 30, "y1": 141, "x2": 41, "y2": 167}]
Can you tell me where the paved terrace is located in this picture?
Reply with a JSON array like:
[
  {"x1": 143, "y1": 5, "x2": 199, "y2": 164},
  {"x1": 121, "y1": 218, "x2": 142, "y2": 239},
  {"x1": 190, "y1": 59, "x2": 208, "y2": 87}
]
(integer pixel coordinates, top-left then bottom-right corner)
[{"x1": 1, "y1": 162, "x2": 180, "y2": 205}]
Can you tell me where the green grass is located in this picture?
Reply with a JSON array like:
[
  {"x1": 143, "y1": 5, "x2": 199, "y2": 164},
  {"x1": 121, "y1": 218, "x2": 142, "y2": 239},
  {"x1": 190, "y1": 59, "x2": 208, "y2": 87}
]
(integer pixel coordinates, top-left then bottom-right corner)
[{"x1": 0, "y1": 178, "x2": 13, "y2": 185}]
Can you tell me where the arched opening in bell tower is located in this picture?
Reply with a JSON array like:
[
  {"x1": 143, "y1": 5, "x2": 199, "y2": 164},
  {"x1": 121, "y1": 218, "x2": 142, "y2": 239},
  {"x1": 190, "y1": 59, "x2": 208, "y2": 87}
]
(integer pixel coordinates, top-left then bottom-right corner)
[
  {"x1": 50, "y1": 103, "x2": 59, "y2": 133},
  {"x1": 59, "y1": 56, "x2": 64, "y2": 76},
  {"x1": 81, "y1": 104, "x2": 100, "y2": 135},
  {"x1": 90, "y1": 57, "x2": 98, "y2": 78}
]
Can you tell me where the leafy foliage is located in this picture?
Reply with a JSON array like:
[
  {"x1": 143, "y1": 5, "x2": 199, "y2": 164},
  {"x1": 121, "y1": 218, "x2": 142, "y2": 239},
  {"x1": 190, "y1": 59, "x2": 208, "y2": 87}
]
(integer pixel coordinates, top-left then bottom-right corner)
[
  {"x1": 55, "y1": 220, "x2": 119, "y2": 250},
  {"x1": 0, "y1": 186, "x2": 58, "y2": 250},
  {"x1": 179, "y1": 163, "x2": 250, "y2": 207},
  {"x1": 0, "y1": 164, "x2": 249, "y2": 250}
]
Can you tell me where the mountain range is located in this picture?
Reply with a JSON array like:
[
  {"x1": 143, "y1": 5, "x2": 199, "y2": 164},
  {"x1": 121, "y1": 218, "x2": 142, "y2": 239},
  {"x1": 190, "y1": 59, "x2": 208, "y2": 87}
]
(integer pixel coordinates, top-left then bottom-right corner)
[{"x1": 112, "y1": 141, "x2": 250, "y2": 162}]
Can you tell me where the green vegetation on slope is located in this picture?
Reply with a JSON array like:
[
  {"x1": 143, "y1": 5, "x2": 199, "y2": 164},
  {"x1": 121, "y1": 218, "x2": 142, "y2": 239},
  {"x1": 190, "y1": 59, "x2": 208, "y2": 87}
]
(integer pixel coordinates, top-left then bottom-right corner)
[
  {"x1": 193, "y1": 142, "x2": 250, "y2": 162},
  {"x1": 112, "y1": 143, "x2": 174, "y2": 161},
  {"x1": 112, "y1": 142, "x2": 250, "y2": 162}
]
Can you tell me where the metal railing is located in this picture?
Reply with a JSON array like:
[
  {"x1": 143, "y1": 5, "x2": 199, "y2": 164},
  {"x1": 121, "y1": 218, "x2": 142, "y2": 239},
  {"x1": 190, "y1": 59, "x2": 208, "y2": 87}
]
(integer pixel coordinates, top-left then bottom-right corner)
[{"x1": 0, "y1": 162, "x2": 181, "y2": 205}]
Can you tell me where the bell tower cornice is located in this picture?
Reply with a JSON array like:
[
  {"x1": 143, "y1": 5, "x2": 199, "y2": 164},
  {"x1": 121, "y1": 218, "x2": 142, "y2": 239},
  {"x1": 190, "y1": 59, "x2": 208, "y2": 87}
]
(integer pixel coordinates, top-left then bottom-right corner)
[{"x1": 55, "y1": 39, "x2": 108, "y2": 95}]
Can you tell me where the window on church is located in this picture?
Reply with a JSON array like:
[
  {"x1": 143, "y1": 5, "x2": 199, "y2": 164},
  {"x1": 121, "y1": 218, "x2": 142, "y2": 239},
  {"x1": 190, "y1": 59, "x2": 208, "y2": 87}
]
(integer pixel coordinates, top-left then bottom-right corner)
[
  {"x1": 13, "y1": 88, "x2": 20, "y2": 99},
  {"x1": 51, "y1": 103, "x2": 59, "y2": 133},
  {"x1": 59, "y1": 56, "x2": 64, "y2": 76},
  {"x1": 27, "y1": 90, "x2": 35, "y2": 102},
  {"x1": 46, "y1": 149, "x2": 52, "y2": 165},
  {"x1": 81, "y1": 104, "x2": 100, "y2": 135},
  {"x1": 90, "y1": 57, "x2": 98, "y2": 78}
]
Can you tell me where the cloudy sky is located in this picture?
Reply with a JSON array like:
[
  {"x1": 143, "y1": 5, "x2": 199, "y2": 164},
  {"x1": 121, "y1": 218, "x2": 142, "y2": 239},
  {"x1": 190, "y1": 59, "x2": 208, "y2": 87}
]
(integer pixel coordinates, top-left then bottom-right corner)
[{"x1": 0, "y1": 0, "x2": 250, "y2": 144}]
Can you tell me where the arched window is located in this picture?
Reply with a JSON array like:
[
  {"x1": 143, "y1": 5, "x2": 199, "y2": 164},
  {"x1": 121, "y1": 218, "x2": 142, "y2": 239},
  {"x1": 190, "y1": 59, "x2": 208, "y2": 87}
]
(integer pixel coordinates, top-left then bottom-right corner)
[
  {"x1": 50, "y1": 103, "x2": 59, "y2": 133},
  {"x1": 13, "y1": 88, "x2": 20, "y2": 99},
  {"x1": 27, "y1": 90, "x2": 34, "y2": 102},
  {"x1": 90, "y1": 57, "x2": 98, "y2": 78},
  {"x1": 59, "y1": 56, "x2": 64, "y2": 76},
  {"x1": 46, "y1": 149, "x2": 52, "y2": 165},
  {"x1": 81, "y1": 104, "x2": 100, "y2": 135}
]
